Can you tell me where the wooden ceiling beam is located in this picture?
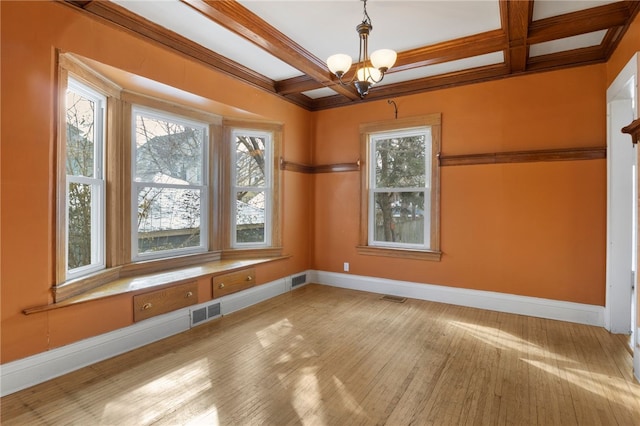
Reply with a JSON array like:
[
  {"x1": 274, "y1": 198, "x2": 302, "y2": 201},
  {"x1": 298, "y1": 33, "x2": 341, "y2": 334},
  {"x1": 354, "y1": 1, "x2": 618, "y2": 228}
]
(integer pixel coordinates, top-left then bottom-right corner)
[
  {"x1": 390, "y1": 29, "x2": 506, "y2": 72},
  {"x1": 528, "y1": 2, "x2": 631, "y2": 45},
  {"x1": 502, "y1": 0, "x2": 532, "y2": 73},
  {"x1": 275, "y1": 75, "x2": 323, "y2": 95},
  {"x1": 179, "y1": 0, "x2": 360, "y2": 101},
  {"x1": 311, "y1": 63, "x2": 510, "y2": 110},
  {"x1": 526, "y1": 45, "x2": 604, "y2": 71},
  {"x1": 62, "y1": 0, "x2": 276, "y2": 93}
]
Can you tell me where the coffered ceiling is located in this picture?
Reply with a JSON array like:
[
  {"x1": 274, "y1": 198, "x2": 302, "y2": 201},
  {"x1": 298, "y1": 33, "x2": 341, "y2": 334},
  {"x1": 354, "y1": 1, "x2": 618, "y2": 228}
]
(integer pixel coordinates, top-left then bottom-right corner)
[{"x1": 63, "y1": 0, "x2": 640, "y2": 110}]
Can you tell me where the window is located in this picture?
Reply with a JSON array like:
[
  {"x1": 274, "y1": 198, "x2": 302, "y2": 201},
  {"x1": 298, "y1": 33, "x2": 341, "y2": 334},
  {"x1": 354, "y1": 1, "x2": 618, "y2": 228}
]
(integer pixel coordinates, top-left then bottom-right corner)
[
  {"x1": 55, "y1": 53, "x2": 282, "y2": 300},
  {"x1": 63, "y1": 78, "x2": 106, "y2": 280},
  {"x1": 231, "y1": 129, "x2": 273, "y2": 248},
  {"x1": 132, "y1": 107, "x2": 209, "y2": 260},
  {"x1": 359, "y1": 115, "x2": 441, "y2": 260}
]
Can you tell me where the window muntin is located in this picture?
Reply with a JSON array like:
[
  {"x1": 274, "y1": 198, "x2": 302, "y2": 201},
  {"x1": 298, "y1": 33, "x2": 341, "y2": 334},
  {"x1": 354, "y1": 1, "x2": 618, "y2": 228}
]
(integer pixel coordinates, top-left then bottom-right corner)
[
  {"x1": 369, "y1": 127, "x2": 431, "y2": 249},
  {"x1": 132, "y1": 107, "x2": 209, "y2": 260},
  {"x1": 65, "y1": 78, "x2": 106, "y2": 280},
  {"x1": 231, "y1": 129, "x2": 272, "y2": 247}
]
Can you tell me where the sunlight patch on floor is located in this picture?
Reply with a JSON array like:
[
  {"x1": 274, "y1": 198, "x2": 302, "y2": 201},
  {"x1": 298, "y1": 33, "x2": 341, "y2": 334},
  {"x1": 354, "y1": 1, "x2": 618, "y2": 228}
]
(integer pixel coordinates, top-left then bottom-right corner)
[
  {"x1": 101, "y1": 358, "x2": 212, "y2": 424},
  {"x1": 184, "y1": 407, "x2": 220, "y2": 426},
  {"x1": 451, "y1": 321, "x2": 571, "y2": 361},
  {"x1": 524, "y1": 358, "x2": 640, "y2": 408},
  {"x1": 291, "y1": 366, "x2": 326, "y2": 426},
  {"x1": 257, "y1": 318, "x2": 294, "y2": 348},
  {"x1": 332, "y1": 375, "x2": 367, "y2": 418}
]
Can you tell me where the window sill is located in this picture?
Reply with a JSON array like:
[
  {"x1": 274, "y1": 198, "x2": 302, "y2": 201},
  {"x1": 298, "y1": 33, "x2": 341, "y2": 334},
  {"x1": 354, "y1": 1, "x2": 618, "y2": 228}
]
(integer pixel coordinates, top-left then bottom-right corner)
[
  {"x1": 356, "y1": 245, "x2": 442, "y2": 261},
  {"x1": 24, "y1": 255, "x2": 289, "y2": 315}
]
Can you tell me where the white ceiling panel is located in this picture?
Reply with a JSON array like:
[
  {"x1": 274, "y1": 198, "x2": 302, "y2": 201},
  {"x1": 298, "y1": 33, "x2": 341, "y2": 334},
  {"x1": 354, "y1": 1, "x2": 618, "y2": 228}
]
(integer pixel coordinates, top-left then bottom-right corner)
[
  {"x1": 239, "y1": 1, "x2": 502, "y2": 63},
  {"x1": 529, "y1": 30, "x2": 607, "y2": 57},
  {"x1": 532, "y1": 0, "x2": 618, "y2": 21},
  {"x1": 113, "y1": 0, "x2": 303, "y2": 80},
  {"x1": 376, "y1": 51, "x2": 505, "y2": 87}
]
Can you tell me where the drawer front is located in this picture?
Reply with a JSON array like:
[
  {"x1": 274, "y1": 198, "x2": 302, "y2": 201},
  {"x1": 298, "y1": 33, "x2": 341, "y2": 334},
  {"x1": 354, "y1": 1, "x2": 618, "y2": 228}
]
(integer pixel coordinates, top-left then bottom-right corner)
[
  {"x1": 212, "y1": 268, "x2": 256, "y2": 298},
  {"x1": 133, "y1": 281, "x2": 198, "y2": 322}
]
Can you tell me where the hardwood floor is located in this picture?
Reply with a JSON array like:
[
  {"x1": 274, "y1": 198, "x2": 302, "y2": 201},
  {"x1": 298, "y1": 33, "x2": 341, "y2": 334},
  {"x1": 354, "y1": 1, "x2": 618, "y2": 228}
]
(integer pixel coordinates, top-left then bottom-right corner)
[{"x1": 2, "y1": 284, "x2": 640, "y2": 425}]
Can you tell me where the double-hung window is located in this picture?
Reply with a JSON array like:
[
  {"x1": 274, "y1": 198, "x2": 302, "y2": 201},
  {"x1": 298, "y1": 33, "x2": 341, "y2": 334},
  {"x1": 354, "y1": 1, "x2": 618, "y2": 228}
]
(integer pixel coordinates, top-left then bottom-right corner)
[
  {"x1": 359, "y1": 115, "x2": 441, "y2": 260},
  {"x1": 230, "y1": 129, "x2": 273, "y2": 248},
  {"x1": 64, "y1": 78, "x2": 106, "y2": 280},
  {"x1": 132, "y1": 106, "x2": 209, "y2": 260}
]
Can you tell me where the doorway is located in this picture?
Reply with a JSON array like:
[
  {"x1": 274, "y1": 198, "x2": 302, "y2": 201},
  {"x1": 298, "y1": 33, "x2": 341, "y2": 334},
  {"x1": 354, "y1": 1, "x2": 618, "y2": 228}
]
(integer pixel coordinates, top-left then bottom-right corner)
[{"x1": 606, "y1": 54, "x2": 638, "y2": 362}]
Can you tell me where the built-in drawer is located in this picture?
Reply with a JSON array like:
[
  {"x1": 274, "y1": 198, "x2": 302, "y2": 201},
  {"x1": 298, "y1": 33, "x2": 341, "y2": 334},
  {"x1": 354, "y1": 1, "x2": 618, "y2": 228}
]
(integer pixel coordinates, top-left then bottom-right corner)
[
  {"x1": 133, "y1": 281, "x2": 198, "y2": 322},
  {"x1": 212, "y1": 268, "x2": 256, "y2": 298}
]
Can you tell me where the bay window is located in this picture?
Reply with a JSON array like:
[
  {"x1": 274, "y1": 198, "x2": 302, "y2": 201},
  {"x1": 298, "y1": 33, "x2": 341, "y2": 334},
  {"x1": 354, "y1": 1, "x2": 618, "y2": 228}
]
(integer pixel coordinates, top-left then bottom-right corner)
[{"x1": 55, "y1": 53, "x2": 282, "y2": 300}]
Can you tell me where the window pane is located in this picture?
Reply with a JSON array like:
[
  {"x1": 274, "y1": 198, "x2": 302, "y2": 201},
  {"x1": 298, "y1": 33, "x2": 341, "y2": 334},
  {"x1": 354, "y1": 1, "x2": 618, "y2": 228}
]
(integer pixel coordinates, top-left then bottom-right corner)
[
  {"x1": 135, "y1": 114, "x2": 204, "y2": 185},
  {"x1": 66, "y1": 90, "x2": 96, "y2": 177},
  {"x1": 68, "y1": 182, "x2": 95, "y2": 269},
  {"x1": 137, "y1": 187, "x2": 202, "y2": 253},
  {"x1": 236, "y1": 135, "x2": 266, "y2": 187},
  {"x1": 236, "y1": 191, "x2": 265, "y2": 243},
  {"x1": 374, "y1": 135, "x2": 426, "y2": 188},
  {"x1": 373, "y1": 191, "x2": 425, "y2": 244}
]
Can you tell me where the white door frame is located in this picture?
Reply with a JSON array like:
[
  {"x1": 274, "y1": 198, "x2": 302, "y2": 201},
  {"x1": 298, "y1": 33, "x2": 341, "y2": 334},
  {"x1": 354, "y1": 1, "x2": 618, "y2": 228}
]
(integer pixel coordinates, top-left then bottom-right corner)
[{"x1": 606, "y1": 54, "x2": 638, "y2": 378}]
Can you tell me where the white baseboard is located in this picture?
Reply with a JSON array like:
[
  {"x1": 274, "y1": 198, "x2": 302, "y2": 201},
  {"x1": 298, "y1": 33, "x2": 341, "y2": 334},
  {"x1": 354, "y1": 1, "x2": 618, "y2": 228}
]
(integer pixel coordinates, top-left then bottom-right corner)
[
  {"x1": 0, "y1": 270, "x2": 603, "y2": 396},
  {"x1": 0, "y1": 309, "x2": 190, "y2": 397},
  {"x1": 310, "y1": 271, "x2": 605, "y2": 327},
  {"x1": 0, "y1": 273, "x2": 308, "y2": 397}
]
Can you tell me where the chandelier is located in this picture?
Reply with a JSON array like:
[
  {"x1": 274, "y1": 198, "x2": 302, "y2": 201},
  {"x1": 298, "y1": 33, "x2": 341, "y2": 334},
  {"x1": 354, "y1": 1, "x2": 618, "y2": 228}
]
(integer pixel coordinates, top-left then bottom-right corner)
[{"x1": 326, "y1": 0, "x2": 397, "y2": 98}]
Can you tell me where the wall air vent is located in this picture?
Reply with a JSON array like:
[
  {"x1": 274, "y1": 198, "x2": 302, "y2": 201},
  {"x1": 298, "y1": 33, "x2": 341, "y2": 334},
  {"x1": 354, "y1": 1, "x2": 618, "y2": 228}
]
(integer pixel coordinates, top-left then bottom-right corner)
[
  {"x1": 190, "y1": 302, "x2": 221, "y2": 327},
  {"x1": 291, "y1": 274, "x2": 307, "y2": 287}
]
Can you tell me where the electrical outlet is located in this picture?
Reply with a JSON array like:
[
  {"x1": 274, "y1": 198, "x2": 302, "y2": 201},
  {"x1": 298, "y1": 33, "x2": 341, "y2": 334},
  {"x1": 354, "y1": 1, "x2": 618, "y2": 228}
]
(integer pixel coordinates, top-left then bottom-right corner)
[{"x1": 344, "y1": 262, "x2": 349, "y2": 272}]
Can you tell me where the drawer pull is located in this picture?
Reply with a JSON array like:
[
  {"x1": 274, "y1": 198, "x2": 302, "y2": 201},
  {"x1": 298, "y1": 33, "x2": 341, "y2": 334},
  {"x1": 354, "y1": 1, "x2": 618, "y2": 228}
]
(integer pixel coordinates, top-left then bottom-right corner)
[
  {"x1": 142, "y1": 302, "x2": 153, "y2": 310},
  {"x1": 186, "y1": 291, "x2": 194, "y2": 298},
  {"x1": 247, "y1": 276, "x2": 252, "y2": 281},
  {"x1": 219, "y1": 283, "x2": 225, "y2": 289}
]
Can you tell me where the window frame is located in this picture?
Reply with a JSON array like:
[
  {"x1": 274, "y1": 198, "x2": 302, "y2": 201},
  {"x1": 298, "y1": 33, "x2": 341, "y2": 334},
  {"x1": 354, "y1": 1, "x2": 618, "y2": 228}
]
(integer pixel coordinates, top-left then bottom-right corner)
[
  {"x1": 130, "y1": 105, "x2": 210, "y2": 262},
  {"x1": 230, "y1": 128, "x2": 273, "y2": 248},
  {"x1": 358, "y1": 114, "x2": 442, "y2": 261},
  {"x1": 222, "y1": 120, "x2": 282, "y2": 258},
  {"x1": 63, "y1": 78, "x2": 107, "y2": 281}
]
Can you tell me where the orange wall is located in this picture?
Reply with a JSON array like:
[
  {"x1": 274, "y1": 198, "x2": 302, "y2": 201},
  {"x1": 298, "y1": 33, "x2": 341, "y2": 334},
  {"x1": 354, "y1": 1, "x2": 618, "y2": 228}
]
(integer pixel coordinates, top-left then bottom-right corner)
[
  {"x1": 0, "y1": 1, "x2": 312, "y2": 363},
  {"x1": 312, "y1": 65, "x2": 608, "y2": 305},
  {"x1": 4, "y1": 1, "x2": 640, "y2": 365}
]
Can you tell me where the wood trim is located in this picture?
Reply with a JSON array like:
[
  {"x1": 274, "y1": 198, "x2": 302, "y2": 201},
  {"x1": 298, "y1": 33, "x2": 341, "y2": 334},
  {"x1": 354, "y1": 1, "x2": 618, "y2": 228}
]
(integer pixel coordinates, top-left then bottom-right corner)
[
  {"x1": 54, "y1": 267, "x2": 122, "y2": 302},
  {"x1": 356, "y1": 246, "x2": 443, "y2": 261},
  {"x1": 63, "y1": 0, "x2": 276, "y2": 93},
  {"x1": 528, "y1": 2, "x2": 631, "y2": 45},
  {"x1": 502, "y1": 0, "x2": 532, "y2": 73},
  {"x1": 53, "y1": 250, "x2": 224, "y2": 302},
  {"x1": 621, "y1": 119, "x2": 640, "y2": 145},
  {"x1": 28, "y1": 257, "x2": 287, "y2": 315},
  {"x1": 59, "y1": 53, "x2": 122, "y2": 97},
  {"x1": 279, "y1": 158, "x2": 360, "y2": 174},
  {"x1": 121, "y1": 91, "x2": 223, "y2": 125},
  {"x1": 59, "y1": 0, "x2": 640, "y2": 111},
  {"x1": 178, "y1": 0, "x2": 359, "y2": 101},
  {"x1": 55, "y1": 63, "x2": 69, "y2": 287},
  {"x1": 221, "y1": 247, "x2": 285, "y2": 260},
  {"x1": 358, "y1": 114, "x2": 442, "y2": 254},
  {"x1": 118, "y1": 251, "x2": 222, "y2": 278},
  {"x1": 439, "y1": 147, "x2": 606, "y2": 166}
]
